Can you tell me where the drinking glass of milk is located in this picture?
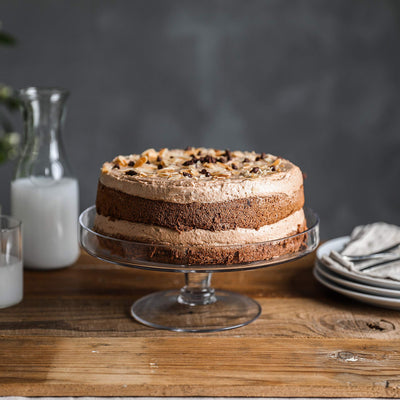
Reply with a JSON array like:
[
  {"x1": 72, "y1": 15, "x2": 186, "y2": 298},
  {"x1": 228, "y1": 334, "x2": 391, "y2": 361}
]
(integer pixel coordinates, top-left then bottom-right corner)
[
  {"x1": 0, "y1": 215, "x2": 23, "y2": 308},
  {"x1": 11, "y1": 87, "x2": 79, "y2": 269}
]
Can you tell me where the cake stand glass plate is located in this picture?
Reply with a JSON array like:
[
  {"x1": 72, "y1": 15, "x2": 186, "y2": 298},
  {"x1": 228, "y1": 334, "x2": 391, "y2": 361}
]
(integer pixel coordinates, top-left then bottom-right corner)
[{"x1": 79, "y1": 206, "x2": 319, "y2": 332}]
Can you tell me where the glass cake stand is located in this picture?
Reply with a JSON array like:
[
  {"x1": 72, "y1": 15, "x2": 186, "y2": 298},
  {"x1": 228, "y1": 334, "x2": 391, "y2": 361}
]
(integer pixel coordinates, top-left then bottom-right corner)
[{"x1": 79, "y1": 206, "x2": 319, "y2": 332}]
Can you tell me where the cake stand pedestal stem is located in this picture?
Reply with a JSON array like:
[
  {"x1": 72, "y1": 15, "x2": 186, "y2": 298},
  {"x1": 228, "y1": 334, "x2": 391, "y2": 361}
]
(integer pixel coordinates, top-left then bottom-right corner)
[{"x1": 178, "y1": 272, "x2": 216, "y2": 306}]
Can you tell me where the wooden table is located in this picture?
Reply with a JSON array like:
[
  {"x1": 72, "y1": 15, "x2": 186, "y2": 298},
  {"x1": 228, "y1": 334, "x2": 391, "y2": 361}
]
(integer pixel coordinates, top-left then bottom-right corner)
[{"x1": 1, "y1": 250, "x2": 400, "y2": 397}]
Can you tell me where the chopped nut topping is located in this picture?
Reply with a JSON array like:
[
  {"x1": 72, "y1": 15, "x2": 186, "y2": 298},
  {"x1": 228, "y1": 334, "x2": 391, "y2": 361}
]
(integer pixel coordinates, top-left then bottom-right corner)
[
  {"x1": 134, "y1": 156, "x2": 147, "y2": 168},
  {"x1": 102, "y1": 164, "x2": 112, "y2": 174},
  {"x1": 113, "y1": 155, "x2": 128, "y2": 167},
  {"x1": 141, "y1": 148, "x2": 158, "y2": 160},
  {"x1": 271, "y1": 158, "x2": 281, "y2": 167},
  {"x1": 104, "y1": 148, "x2": 283, "y2": 181}
]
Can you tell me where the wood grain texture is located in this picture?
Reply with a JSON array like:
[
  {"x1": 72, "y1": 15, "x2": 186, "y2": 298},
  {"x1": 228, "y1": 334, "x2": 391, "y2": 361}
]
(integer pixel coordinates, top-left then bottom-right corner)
[{"x1": 1, "y1": 251, "x2": 400, "y2": 396}]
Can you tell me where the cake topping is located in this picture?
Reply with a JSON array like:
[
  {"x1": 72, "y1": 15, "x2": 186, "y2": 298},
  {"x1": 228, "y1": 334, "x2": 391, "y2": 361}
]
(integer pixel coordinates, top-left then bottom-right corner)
[
  {"x1": 183, "y1": 159, "x2": 195, "y2": 166},
  {"x1": 224, "y1": 149, "x2": 232, "y2": 161},
  {"x1": 103, "y1": 148, "x2": 285, "y2": 181},
  {"x1": 134, "y1": 156, "x2": 147, "y2": 168},
  {"x1": 199, "y1": 155, "x2": 217, "y2": 164}
]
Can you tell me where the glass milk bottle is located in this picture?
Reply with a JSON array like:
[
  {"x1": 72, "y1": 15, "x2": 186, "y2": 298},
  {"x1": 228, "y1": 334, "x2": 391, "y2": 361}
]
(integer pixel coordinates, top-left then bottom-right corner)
[{"x1": 11, "y1": 87, "x2": 79, "y2": 269}]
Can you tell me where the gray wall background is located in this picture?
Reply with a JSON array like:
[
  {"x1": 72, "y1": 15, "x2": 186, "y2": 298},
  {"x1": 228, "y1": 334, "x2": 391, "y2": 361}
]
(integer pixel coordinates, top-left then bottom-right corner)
[{"x1": 1, "y1": 0, "x2": 400, "y2": 239}]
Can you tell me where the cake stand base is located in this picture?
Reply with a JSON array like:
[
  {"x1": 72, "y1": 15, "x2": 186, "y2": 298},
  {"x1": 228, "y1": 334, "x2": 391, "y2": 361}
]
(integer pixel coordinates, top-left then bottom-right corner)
[{"x1": 131, "y1": 289, "x2": 261, "y2": 332}]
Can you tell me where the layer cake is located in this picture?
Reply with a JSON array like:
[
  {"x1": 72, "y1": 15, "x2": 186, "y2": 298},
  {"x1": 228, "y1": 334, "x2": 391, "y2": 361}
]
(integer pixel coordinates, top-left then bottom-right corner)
[{"x1": 94, "y1": 147, "x2": 307, "y2": 265}]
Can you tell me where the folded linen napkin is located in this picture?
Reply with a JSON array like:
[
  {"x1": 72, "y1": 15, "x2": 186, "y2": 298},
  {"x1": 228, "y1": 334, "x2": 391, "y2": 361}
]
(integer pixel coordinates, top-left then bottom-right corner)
[
  {"x1": 342, "y1": 222, "x2": 400, "y2": 256},
  {"x1": 326, "y1": 222, "x2": 400, "y2": 282}
]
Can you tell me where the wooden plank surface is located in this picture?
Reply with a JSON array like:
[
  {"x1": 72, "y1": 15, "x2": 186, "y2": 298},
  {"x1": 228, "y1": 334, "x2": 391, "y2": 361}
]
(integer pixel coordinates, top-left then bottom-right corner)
[{"x1": 1, "y1": 251, "x2": 400, "y2": 397}]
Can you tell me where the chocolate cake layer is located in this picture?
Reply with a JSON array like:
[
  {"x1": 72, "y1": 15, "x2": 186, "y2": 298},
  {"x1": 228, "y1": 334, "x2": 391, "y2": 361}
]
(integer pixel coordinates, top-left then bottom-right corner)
[{"x1": 96, "y1": 182, "x2": 305, "y2": 231}]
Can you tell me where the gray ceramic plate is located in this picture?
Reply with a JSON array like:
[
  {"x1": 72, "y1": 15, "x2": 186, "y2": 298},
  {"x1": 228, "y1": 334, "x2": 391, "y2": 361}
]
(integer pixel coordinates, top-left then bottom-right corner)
[
  {"x1": 313, "y1": 267, "x2": 400, "y2": 310},
  {"x1": 315, "y1": 261, "x2": 400, "y2": 298}
]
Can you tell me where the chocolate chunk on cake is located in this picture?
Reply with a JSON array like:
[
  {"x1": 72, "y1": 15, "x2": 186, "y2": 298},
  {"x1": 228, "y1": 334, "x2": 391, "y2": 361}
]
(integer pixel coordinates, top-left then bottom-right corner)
[{"x1": 94, "y1": 147, "x2": 307, "y2": 265}]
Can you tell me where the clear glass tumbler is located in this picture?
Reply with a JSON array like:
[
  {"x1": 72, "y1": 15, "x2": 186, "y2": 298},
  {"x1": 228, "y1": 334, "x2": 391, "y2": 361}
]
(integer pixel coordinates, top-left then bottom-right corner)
[{"x1": 0, "y1": 215, "x2": 23, "y2": 308}]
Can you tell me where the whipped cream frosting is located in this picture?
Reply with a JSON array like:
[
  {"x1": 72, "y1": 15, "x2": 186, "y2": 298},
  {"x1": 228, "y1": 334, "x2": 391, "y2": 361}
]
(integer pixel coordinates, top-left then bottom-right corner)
[
  {"x1": 94, "y1": 209, "x2": 306, "y2": 246},
  {"x1": 99, "y1": 148, "x2": 303, "y2": 203}
]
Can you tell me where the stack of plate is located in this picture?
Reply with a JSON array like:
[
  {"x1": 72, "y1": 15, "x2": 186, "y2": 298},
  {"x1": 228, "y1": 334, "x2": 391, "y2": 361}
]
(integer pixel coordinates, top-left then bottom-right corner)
[{"x1": 314, "y1": 237, "x2": 400, "y2": 310}]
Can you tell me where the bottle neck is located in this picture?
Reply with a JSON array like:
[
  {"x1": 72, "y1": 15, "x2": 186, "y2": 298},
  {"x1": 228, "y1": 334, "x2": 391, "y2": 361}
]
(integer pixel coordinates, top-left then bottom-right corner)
[{"x1": 16, "y1": 87, "x2": 72, "y2": 181}]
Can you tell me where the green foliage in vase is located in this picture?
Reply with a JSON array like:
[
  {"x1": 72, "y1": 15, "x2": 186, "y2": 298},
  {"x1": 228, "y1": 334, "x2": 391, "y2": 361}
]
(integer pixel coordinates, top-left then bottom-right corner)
[{"x1": 0, "y1": 22, "x2": 20, "y2": 166}]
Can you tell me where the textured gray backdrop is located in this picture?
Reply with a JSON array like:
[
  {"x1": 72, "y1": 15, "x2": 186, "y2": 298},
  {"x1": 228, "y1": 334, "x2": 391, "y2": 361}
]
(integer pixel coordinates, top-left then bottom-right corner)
[{"x1": 1, "y1": 0, "x2": 400, "y2": 239}]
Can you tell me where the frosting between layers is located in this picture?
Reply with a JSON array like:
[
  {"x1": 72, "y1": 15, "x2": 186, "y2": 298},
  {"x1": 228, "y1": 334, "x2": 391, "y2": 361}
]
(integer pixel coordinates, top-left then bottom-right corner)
[
  {"x1": 100, "y1": 148, "x2": 303, "y2": 203},
  {"x1": 94, "y1": 209, "x2": 306, "y2": 246}
]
